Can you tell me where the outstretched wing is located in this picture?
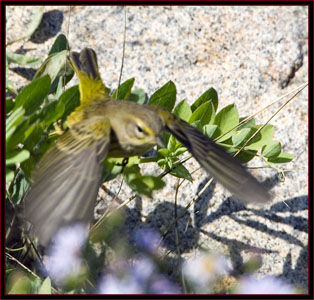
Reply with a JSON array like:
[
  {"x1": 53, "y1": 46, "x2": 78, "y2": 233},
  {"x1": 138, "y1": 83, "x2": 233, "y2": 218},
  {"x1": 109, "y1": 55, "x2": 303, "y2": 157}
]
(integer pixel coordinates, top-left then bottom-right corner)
[
  {"x1": 160, "y1": 109, "x2": 271, "y2": 204},
  {"x1": 24, "y1": 117, "x2": 110, "y2": 246}
]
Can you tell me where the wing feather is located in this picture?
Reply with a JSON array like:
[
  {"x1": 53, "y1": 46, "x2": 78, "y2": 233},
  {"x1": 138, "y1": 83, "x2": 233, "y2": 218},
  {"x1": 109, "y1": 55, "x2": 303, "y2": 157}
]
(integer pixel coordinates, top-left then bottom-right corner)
[
  {"x1": 24, "y1": 117, "x2": 110, "y2": 245},
  {"x1": 165, "y1": 117, "x2": 271, "y2": 204}
]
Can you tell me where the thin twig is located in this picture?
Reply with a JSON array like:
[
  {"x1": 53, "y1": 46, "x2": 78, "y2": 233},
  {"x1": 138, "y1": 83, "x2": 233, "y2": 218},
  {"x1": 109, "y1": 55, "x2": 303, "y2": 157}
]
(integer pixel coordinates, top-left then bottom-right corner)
[
  {"x1": 63, "y1": 6, "x2": 72, "y2": 92},
  {"x1": 158, "y1": 155, "x2": 192, "y2": 178},
  {"x1": 90, "y1": 178, "x2": 125, "y2": 233},
  {"x1": 6, "y1": 252, "x2": 41, "y2": 279},
  {"x1": 216, "y1": 82, "x2": 308, "y2": 142},
  {"x1": 160, "y1": 178, "x2": 214, "y2": 241},
  {"x1": 115, "y1": 7, "x2": 127, "y2": 99},
  {"x1": 6, "y1": 251, "x2": 60, "y2": 294},
  {"x1": 173, "y1": 178, "x2": 188, "y2": 293}
]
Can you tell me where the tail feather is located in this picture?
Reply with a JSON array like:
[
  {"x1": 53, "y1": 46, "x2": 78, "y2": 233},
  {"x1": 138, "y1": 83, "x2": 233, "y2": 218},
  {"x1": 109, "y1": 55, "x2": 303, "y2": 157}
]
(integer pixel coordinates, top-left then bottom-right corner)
[
  {"x1": 69, "y1": 48, "x2": 108, "y2": 104},
  {"x1": 70, "y1": 48, "x2": 100, "y2": 80}
]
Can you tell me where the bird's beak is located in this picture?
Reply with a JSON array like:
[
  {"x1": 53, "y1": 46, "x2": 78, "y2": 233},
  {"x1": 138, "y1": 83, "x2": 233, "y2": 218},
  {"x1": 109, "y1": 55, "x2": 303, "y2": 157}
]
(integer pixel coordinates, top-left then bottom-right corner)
[{"x1": 156, "y1": 136, "x2": 165, "y2": 148}]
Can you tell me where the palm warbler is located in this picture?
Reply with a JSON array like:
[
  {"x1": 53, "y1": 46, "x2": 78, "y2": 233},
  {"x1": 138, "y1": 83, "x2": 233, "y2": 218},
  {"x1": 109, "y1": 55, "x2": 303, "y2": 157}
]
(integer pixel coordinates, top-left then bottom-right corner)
[{"x1": 24, "y1": 48, "x2": 271, "y2": 245}]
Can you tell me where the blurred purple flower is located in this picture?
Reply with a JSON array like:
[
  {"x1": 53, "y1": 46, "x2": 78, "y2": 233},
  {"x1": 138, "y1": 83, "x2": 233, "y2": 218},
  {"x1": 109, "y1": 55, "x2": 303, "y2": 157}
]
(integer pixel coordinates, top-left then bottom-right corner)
[
  {"x1": 132, "y1": 228, "x2": 161, "y2": 254},
  {"x1": 98, "y1": 254, "x2": 181, "y2": 294},
  {"x1": 131, "y1": 255, "x2": 155, "y2": 283},
  {"x1": 149, "y1": 275, "x2": 182, "y2": 294},
  {"x1": 98, "y1": 274, "x2": 143, "y2": 294},
  {"x1": 237, "y1": 276, "x2": 296, "y2": 294},
  {"x1": 44, "y1": 223, "x2": 88, "y2": 283}
]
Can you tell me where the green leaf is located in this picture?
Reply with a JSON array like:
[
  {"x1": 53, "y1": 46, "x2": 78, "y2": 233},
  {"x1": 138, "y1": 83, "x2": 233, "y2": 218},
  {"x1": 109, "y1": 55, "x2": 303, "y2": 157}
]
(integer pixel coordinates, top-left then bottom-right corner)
[
  {"x1": 49, "y1": 34, "x2": 69, "y2": 55},
  {"x1": 112, "y1": 78, "x2": 135, "y2": 100},
  {"x1": 6, "y1": 150, "x2": 30, "y2": 166},
  {"x1": 40, "y1": 100, "x2": 65, "y2": 127},
  {"x1": 238, "y1": 117, "x2": 256, "y2": 130},
  {"x1": 157, "y1": 158, "x2": 167, "y2": 167},
  {"x1": 230, "y1": 149, "x2": 258, "y2": 163},
  {"x1": 167, "y1": 135, "x2": 178, "y2": 152},
  {"x1": 24, "y1": 122, "x2": 39, "y2": 143},
  {"x1": 242, "y1": 256, "x2": 263, "y2": 274},
  {"x1": 20, "y1": 156, "x2": 36, "y2": 181},
  {"x1": 38, "y1": 277, "x2": 51, "y2": 294},
  {"x1": 26, "y1": 6, "x2": 45, "y2": 35},
  {"x1": 35, "y1": 134, "x2": 58, "y2": 160},
  {"x1": 6, "y1": 98, "x2": 15, "y2": 114},
  {"x1": 191, "y1": 120, "x2": 203, "y2": 131},
  {"x1": 189, "y1": 101, "x2": 215, "y2": 126},
  {"x1": 23, "y1": 123, "x2": 44, "y2": 150},
  {"x1": 6, "y1": 7, "x2": 44, "y2": 46},
  {"x1": 268, "y1": 152, "x2": 294, "y2": 164},
  {"x1": 6, "y1": 79, "x2": 18, "y2": 95},
  {"x1": 191, "y1": 87, "x2": 218, "y2": 112},
  {"x1": 245, "y1": 125, "x2": 274, "y2": 150},
  {"x1": 167, "y1": 157, "x2": 173, "y2": 169},
  {"x1": 6, "y1": 119, "x2": 30, "y2": 151},
  {"x1": 262, "y1": 141, "x2": 281, "y2": 158},
  {"x1": 131, "y1": 176, "x2": 166, "y2": 198},
  {"x1": 214, "y1": 104, "x2": 239, "y2": 139},
  {"x1": 158, "y1": 148, "x2": 170, "y2": 157},
  {"x1": 58, "y1": 85, "x2": 80, "y2": 122},
  {"x1": 129, "y1": 88, "x2": 146, "y2": 104},
  {"x1": 170, "y1": 163, "x2": 192, "y2": 181},
  {"x1": 138, "y1": 155, "x2": 159, "y2": 164},
  {"x1": 123, "y1": 165, "x2": 165, "y2": 197},
  {"x1": 6, "y1": 127, "x2": 16, "y2": 145},
  {"x1": 232, "y1": 128, "x2": 253, "y2": 147},
  {"x1": 14, "y1": 75, "x2": 51, "y2": 115},
  {"x1": 102, "y1": 158, "x2": 124, "y2": 182},
  {"x1": 203, "y1": 124, "x2": 219, "y2": 139},
  {"x1": 7, "y1": 272, "x2": 33, "y2": 294},
  {"x1": 33, "y1": 50, "x2": 73, "y2": 94},
  {"x1": 174, "y1": 147, "x2": 187, "y2": 156},
  {"x1": 8, "y1": 171, "x2": 29, "y2": 205},
  {"x1": 55, "y1": 74, "x2": 65, "y2": 99},
  {"x1": 6, "y1": 169, "x2": 15, "y2": 183},
  {"x1": 6, "y1": 52, "x2": 42, "y2": 67},
  {"x1": 148, "y1": 81, "x2": 176, "y2": 111},
  {"x1": 6, "y1": 106, "x2": 25, "y2": 141},
  {"x1": 173, "y1": 99, "x2": 192, "y2": 122}
]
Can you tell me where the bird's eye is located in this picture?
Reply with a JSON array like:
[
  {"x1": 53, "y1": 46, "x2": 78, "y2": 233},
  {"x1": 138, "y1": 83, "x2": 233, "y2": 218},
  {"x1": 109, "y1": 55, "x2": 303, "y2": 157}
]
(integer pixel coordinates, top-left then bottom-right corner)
[
  {"x1": 133, "y1": 123, "x2": 148, "y2": 138},
  {"x1": 136, "y1": 125, "x2": 143, "y2": 133}
]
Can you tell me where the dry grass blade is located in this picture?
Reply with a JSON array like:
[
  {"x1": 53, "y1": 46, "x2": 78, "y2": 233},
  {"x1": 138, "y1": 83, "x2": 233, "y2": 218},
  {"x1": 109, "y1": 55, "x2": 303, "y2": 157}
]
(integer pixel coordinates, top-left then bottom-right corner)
[{"x1": 234, "y1": 82, "x2": 308, "y2": 157}]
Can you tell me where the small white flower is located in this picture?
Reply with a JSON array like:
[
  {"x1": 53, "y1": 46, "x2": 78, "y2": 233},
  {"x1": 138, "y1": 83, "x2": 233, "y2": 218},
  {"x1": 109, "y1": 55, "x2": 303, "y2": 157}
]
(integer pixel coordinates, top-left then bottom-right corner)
[
  {"x1": 182, "y1": 252, "x2": 229, "y2": 288},
  {"x1": 237, "y1": 275, "x2": 296, "y2": 294},
  {"x1": 44, "y1": 223, "x2": 88, "y2": 283}
]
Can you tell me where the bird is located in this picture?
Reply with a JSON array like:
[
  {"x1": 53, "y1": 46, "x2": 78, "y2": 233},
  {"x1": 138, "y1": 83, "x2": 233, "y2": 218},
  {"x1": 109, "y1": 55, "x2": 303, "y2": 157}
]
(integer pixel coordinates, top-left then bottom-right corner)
[{"x1": 23, "y1": 47, "x2": 271, "y2": 246}]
